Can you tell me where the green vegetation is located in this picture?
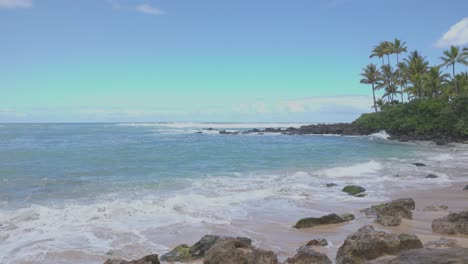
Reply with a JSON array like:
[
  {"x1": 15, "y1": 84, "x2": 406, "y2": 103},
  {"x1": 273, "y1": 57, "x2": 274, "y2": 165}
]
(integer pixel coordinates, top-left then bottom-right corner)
[{"x1": 356, "y1": 40, "x2": 468, "y2": 139}]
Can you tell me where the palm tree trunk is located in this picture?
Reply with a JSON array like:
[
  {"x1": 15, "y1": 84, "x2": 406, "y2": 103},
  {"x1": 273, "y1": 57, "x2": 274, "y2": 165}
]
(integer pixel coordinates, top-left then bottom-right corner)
[
  {"x1": 387, "y1": 54, "x2": 391, "y2": 66},
  {"x1": 372, "y1": 83, "x2": 377, "y2": 112},
  {"x1": 453, "y1": 63, "x2": 458, "y2": 94},
  {"x1": 397, "y1": 54, "x2": 404, "y2": 103}
]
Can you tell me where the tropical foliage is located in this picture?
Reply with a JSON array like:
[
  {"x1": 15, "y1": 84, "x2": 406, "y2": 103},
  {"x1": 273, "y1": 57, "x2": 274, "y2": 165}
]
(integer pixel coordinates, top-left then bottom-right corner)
[{"x1": 357, "y1": 40, "x2": 468, "y2": 138}]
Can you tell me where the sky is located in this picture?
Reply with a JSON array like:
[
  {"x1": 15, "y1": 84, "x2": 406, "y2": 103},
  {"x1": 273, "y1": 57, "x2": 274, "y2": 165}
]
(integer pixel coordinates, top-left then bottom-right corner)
[{"x1": 1, "y1": 0, "x2": 468, "y2": 123}]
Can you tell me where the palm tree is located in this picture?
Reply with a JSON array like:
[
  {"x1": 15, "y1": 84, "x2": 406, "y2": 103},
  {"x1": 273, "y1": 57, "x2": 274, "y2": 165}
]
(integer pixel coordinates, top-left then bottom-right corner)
[
  {"x1": 392, "y1": 38, "x2": 407, "y2": 102},
  {"x1": 404, "y1": 51, "x2": 428, "y2": 98},
  {"x1": 440, "y1": 46, "x2": 468, "y2": 94},
  {"x1": 370, "y1": 43, "x2": 386, "y2": 66},
  {"x1": 461, "y1": 47, "x2": 468, "y2": 66},
  {"x1": 375, "y1": 98, "x2": 385, "y2": 111},
  {"x1": 377, "y1": 65, "x2": 398, "y2": 102},
  {"x1": 423, "y1": 66, "x2": 449, "y2": 98},
  {"x1": 360, "y1": 64, "x2": 381, "y2": 112}
]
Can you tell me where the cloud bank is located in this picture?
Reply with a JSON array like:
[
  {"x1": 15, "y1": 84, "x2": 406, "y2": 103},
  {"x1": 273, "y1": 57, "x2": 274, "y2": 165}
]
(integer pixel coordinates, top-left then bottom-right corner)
[
  {"x1": 0, "y1": 0, "x2": 32, "y2": 9},
  {"x1": 435, "y1": 17, "x2": 468, "y2": 47},
  {"x1": 136, "y1": 3, "x2": 164, "y2": 15}
]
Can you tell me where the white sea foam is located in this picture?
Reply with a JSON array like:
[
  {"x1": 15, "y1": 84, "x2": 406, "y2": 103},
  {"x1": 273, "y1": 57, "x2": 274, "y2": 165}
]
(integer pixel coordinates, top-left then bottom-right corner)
[
  {"x1": 317, "y1": 161, "x2": 383, "y2": 178},
  {"x1": 370, "y1": 130, "x2": 390, "y2": 140}
]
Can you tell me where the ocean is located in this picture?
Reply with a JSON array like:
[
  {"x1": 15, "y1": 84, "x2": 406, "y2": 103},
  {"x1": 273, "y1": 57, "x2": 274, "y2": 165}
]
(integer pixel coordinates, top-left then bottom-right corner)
[{"x1": 1, "y1": 123, "x2": 467, "y2": 263}]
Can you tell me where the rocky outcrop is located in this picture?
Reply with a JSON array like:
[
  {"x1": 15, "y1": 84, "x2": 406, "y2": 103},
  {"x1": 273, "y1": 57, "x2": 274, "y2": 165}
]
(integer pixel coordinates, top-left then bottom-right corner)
[
  {"x1": 285, "y1": 246, "x2": 332, "y2": 264},
  {"x1": 219, "y1": 130, "x2": 239, "y2": 135},
  {"x1": 203, "y1": 236, "x2": 278, "y2": 264},
  {"x1": 306, "y1": 238, "x2": 328, "y2": 247},
  {"x1": 342, "y1": 185, "x2": 366, "y2": 196},
  {"x1": 381, "y1": 248, "x2": 468, "y2": 264},
  {"x1": 412, "y1": 162, "x2": 426, "y2": 167},
  {"x1": 335, "y1": 225, "x2": 423, "y2": 264},
  {"x1": 160, "y1": 244, "x2": 191, "y2": 262},
  {"x1": 294, "y1": 213, "x2": 355, "y2": 229},
  {"x1": 360, "y1": 198, "x2": 415, "y2": 226},
  {"x1": 463, "y1": 185, "x2": 468, "y2": 190},
  {"x1": 432, "y1": 211, "x2": 468, "y2": 235},
  {"x1": 425, "y1": 174, "x2": 438, "y2": 178},
  {"x1": 424, "y1": 237, "x2": 461, "y2": 248},
  {"x1": 326, "y1": 183, "x2": 337, "y2": 187},
  {"x1": 242, "y1": 123, "x2": 373, "y2": 136},
  {"x1": 104, "y1": 255, "x2": 160, "y2": 264}
]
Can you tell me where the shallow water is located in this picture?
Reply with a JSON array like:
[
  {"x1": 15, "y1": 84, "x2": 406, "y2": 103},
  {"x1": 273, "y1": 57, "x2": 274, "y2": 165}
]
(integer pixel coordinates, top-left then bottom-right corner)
[{"x1": 0, "y1": 123, "x2": 467, "y2": 263}]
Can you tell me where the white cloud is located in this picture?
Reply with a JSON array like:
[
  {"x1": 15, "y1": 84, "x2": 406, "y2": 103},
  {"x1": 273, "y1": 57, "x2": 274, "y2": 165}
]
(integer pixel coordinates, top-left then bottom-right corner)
[
  {"x1": 435, "y1": 17, "x2": 468, "y2": 47},
  {"x1": 0, "y1": 0, "x2": 32, "y2": 9},
  {"x1": 136, "y1": 3, "x2": 164, "y2": 15},
  {"x1": 279, "y1": 95, "x2": 373, "y2": 114}
]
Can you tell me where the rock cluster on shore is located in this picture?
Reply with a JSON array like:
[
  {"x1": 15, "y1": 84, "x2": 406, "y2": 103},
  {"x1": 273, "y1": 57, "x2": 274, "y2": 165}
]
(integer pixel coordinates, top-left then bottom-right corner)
[
  {"x1": 105, "y1": 199, "x2": 468, "y2": 264},
  {"x1": 216, "y1": 123, "x2": 468, "y2": 144}
]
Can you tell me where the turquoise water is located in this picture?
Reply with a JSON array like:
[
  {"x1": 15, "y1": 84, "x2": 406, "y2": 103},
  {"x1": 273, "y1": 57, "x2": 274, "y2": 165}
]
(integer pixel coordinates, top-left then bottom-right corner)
[
  {"x1": 0, "y1": 123, "x2": 466, "y2": 263},
  {"x1": 0, "y1": 123, "x2": 425, "y2": 207}
]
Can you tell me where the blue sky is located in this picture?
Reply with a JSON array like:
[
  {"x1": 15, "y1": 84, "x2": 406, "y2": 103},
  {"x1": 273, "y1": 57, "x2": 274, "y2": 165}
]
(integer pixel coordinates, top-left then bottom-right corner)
[{"x1": 1, "y1": 0, "x2": 468, "y2": 122}]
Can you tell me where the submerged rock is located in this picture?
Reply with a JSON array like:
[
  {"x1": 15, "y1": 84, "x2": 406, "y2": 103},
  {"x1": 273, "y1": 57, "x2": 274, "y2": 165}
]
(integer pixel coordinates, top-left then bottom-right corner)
[
  {"x1": 335, "y1": 225, "x2": 423, "y2": 264},
  {"x1": 381, "y1": 248, "x2": 468, "y2": 264},
  {"x1": 412, "y1": 162, "x2": 426, "y2": 167},
  {"x1": 424, "y1": 237, "x2": 461, "y2": 248},
  {"x1": 306, "y1": 238, "x2": 328, "y2": 247},
  {"x1": 326, "y1": 183, "x2": 337, "y2": 187},
  {"x1": 423, "y1": 205, "x2": 448, "y2": 211},
  {"x1": 285, "y1": 246, "x2": 332, "y2": 264},
  {"x1": 203, "y1": 236, "x2": 278, "y2": 264},
  {"x1": 360, "y1": 198, "x2": 415, "y2": 226},
  {"x1": 342, "y1": 185, "x2": 365, "y2": 196},
  {"x1": 294, "y1": 213, "x2": 354, "y2": 229},
  {"x1": 104, "y1": 254, "x2": 160, "y2": 264},
  {"x1": 425, "y1": 174, "x2": 439, "y2": 178},
  {"x1": 160, "y1": 244, "x2": 191, "y2": 262},
  {"x1": 432, "y1": 211, "x2": 468, "y2": 235}
]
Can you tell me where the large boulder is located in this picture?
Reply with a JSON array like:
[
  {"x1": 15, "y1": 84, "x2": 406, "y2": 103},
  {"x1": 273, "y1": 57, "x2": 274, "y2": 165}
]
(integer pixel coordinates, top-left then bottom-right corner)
[
  {"x1": 285, "y1": 246, "x2": 332, "y2": 264},
  {"x1": 335, "y1": 225, "x2": 423, "y2": 264},
  {"x1": 104, "y1": 255, "x2": 160, "y2": 264},
  {"x1": 382, "y1": 248, "x2": 468, "y2": 264},
  {"x1": 342, "y1": 185, "x2": 366, "y2": 196},
  {"x1": 432, "y1": 211, "x2": 468, "y2": 235},
  {"x1": 294, "y1": 213, "x2": 355, "y2": 229},
  {"x1": 160, "y1": 244, "x2": 191, "y2": 262},
  {"x1": 203, "y1": 236, "x2": 278, "y2": 264},
  {"x1": 360, "y1": 198, "x2": 415, "y2": 226},
  {"x1": 189, "y1": 235, "x2": 221, "y2": 257}
]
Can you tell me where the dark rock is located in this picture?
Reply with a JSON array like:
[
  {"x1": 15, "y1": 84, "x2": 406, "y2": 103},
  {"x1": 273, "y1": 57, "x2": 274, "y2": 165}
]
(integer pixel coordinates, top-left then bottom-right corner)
[
  {"x1": 360, "y1": 198, "x2": 415, "y2": 222},
  {"x1": 285, "y1": 246, "x2": 332, "y2": 264},
  {"x1": 425, "y1": 174, "x2": 438, "y2": 178},
  {"x1": 382, "y1": 248, "x2": 468, "y2": 264},
  {"x1": 306, "y1": 238, "x2": 328, "y2": 247},
  {"x1": 335, "y1": 225, "x2": 423, "y2": 264},
  {"x1": 424, "y1": 237, "x2": 461, "y2": 248},
  {"x1": 342, "y1": 185, "x2": 365, "y2": 196},
  {"x1": 189, "y1": 235, "x2": 221, "y2": 257},
  {"x1": 219, "y1": 130, "x2": 239, "y2": 135},
  {"x1": 326, "y1": 183, "x2": 337, "y2": 187},
  {"x1": 203, "y1": 236, "x2": 278, "y2": 264},
  {"x1": 160, "y1": 244, "x2": 191, "y2": 262},
  {"x1": 195, "y1": 131, "x2": 203, "y2": 134},
  {"x1": 104, "y1": 255, "x2": 160, "y2": 264},
  {"x1": 294, "y1": 213, "x2": 354, "y2": 229},
  {"x1": 463, "y1": 185, "x2": 468, "y2": 190},
  {"x1": 412, "y1": 162, "x2": 426, "y2": 167},
  {"x1": 355, "y1": 193, "x2": 367, "y2": 198},
  {"x1": 432, "y1": 211, "x2": 468, "y2": 235}
]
